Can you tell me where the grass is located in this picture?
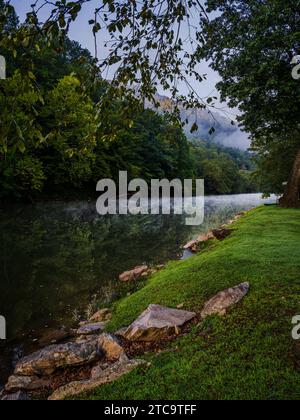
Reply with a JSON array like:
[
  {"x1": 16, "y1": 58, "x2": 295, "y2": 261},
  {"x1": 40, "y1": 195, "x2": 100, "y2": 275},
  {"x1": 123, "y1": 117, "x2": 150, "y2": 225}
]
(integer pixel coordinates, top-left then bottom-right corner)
[{"x1": 77, "y1": 206, "x2": 300, "y2": 400}]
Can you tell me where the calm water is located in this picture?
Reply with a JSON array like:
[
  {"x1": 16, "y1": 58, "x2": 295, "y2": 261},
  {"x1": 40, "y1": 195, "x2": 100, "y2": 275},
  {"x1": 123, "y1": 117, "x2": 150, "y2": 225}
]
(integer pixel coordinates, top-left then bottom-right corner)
[{"x1": 0, "y1": 193, "x2": 276, "y2": 381}]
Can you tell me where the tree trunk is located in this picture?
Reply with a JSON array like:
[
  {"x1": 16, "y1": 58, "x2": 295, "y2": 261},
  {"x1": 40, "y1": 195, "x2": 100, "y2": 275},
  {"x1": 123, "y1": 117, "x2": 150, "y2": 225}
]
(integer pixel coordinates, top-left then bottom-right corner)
[{"x1": 279, "y1": 150, "x2": 300, "y2": 208}]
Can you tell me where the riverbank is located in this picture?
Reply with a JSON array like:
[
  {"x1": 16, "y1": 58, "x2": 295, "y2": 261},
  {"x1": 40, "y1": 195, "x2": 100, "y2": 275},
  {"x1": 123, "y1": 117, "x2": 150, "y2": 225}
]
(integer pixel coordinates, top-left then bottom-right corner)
[
  {"x1": 77, "y1": 206, "x2": 300, "y2": 400},
  {"x1": 0, "y1": 193, "x2": 273, "y2": 373}
]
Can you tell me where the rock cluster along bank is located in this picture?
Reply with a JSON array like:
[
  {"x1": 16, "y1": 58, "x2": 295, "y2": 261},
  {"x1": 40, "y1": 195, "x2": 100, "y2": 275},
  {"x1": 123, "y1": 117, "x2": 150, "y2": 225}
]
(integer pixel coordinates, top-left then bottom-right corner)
[
  {"x1": 2, "y1": 280, "x2": 249, "y2": 400},
  {"x1": 1, "y1": 213, "x2": 250, "y2": 400},
  {"x1": 119, "y1": 264, "x2": 165, "y2": 282},
  {"x1": 183, "y1": 211, "x2": 247, "y2": 253}
]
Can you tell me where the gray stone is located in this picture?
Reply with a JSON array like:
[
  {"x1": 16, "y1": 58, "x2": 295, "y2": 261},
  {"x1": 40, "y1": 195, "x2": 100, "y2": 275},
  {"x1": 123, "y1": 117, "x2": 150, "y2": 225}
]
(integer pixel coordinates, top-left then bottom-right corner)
[
  {"x1": 117, "y1": 304, "x2": 196, "y2": 342},
  {"x1": 201, "y1": 282, "x2": 250, "y2": 318},
  {"x1": 5, "y1": 375, "x2": 51, "y2": 393},
  {"x1": 14, "y1": 337, "x2": 101, "y2": 376},
  {"x1": 76, "y1": 322, "x2": 107, "y2": 336},
  {"x1": 48, "y1": 355, "x2": 146, "y2": 400}
]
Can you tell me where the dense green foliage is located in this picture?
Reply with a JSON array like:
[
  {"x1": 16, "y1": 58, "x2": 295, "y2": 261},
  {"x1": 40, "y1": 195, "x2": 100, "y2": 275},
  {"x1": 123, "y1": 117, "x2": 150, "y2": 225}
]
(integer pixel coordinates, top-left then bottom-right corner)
[
  {"x1": 203, "y1": 0, "x2": 300, "y2": 198},
  {"x1": 0, "y1": 2, "x2": 258, "y2": 200},
  {"x1": 191, "y1": 140, "x2": 257, "y2": 195},
  {"x1": 1, "y1": 1, "x2": 300, "y2": 203},
  {"x1": 75, "y1": 206, "x2": 300, "y2": 400}
]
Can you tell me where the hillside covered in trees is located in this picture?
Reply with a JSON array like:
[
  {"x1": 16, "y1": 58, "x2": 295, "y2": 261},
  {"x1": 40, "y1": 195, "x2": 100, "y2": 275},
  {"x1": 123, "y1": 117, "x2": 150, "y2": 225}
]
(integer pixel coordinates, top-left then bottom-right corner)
[{"x1": 0, "y1": 2, "x2": 258, "y2": 200}]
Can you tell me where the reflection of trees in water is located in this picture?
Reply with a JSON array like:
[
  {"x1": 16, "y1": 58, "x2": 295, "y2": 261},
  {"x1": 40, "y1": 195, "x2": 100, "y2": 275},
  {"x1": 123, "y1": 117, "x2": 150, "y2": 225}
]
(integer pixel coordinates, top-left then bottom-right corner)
[
  {"x1": 0, "y1": 195, "x2": 271, "y2": 341},
  {"x1": 0, "y1": 206, "x2": 189, "y2": 341}
]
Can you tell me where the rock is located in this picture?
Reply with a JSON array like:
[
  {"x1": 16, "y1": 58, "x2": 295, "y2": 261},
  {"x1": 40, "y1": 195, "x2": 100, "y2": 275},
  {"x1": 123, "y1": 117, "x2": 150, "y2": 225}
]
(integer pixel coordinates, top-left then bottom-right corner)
[
  {"x1": 212, "y1": 228, "x2": 234, "y2": 241},
  {"x1": 201, "y1": 282, "x2": 250, "y2": 318},
  {"x1": 184, "y1": 231, "x2": 214, "y2": 252},
  {"x1": 116, "y1": 304, "x2": 196, "y2": 342},
  {"x1": 183, "y1": 239, "x2": 198, "y2": 251},
  {"x1": 38, "y1": 329, "x2": 70, "y2": 347},
  {"x1": 1, "y1": 391, "x2": 29, "y2": 401},
  {"x1": 90, "y1": 363, "x2": 110, "y2": 379},
  {"x1": 97, "y1": 334, "x2": 125, "y2": 361},
  {"x1": 15, "y1": 337, "x2": 101, "y2": 376},
  {"x1": 197, "y1": 231, "x2": 214, "y2": 242},
  {"x1": 141, "y1": 271, "x2": 150, "y2": 277},
  {"x1": 48, "y1": 355, "x2": 146, "y2": 400},
  {"x1": 76, "y1": 322, "x2": 107, "y2": 336},
  {"x1": 89, "y1": 308, "x2": 112, "y2": 323},
  {"x1": 119, "y1": 265, "x2": 149, "y2": 282},
  {"x1": 5, "y1": 375, "x2": 51, "y2": 393}
]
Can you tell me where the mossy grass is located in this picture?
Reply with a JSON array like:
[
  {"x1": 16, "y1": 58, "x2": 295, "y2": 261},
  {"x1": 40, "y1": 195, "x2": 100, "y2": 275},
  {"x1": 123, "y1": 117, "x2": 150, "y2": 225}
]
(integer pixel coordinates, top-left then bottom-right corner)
[{"x1": 77, "y1": 206, "x2": 300, "y2": 400}]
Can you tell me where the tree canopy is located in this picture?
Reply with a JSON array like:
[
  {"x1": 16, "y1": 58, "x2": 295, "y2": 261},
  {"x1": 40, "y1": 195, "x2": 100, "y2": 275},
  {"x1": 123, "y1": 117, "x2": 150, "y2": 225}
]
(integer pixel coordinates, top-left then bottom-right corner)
[
  {"x1": 2, "y1": 0, "x2": 297, "y2": 203},
  {"x1": 202, "y1": 0, "x2": 300, "y2": 204}
]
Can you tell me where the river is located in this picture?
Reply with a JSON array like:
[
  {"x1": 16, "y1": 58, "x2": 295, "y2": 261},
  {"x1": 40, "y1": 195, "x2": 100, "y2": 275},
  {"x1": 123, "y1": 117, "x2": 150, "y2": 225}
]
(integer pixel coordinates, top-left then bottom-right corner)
[{"x1": 0, "y1": 193, "x2": 276, "y2": 382}]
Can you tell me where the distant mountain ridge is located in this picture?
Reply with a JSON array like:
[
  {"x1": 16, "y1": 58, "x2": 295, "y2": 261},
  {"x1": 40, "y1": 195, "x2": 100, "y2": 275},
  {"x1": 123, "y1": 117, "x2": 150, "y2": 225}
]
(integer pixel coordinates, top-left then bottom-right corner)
[{"x1": 147, "y1": 93, "x2": 250, "y2": 151}]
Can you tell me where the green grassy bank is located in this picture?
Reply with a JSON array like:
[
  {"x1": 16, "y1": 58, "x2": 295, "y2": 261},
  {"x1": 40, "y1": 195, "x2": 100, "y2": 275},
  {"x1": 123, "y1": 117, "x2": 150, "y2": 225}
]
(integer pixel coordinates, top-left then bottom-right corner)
[{"x1": 80, "y1": 206, "x2": 300, "y2": 400}]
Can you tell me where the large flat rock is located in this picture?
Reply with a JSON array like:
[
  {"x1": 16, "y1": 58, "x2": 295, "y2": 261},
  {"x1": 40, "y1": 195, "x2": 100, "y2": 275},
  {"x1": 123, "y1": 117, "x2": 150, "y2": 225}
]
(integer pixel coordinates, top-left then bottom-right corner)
[
  {"x1": 117, "y1": 304, "x2": 196, "y2": 342},
  {"x1": 201, "y1": 282, "x2": 250, "y2": 318},
  {"x1": 14, "y1": 337, "x2": 101, "y2": 376}
]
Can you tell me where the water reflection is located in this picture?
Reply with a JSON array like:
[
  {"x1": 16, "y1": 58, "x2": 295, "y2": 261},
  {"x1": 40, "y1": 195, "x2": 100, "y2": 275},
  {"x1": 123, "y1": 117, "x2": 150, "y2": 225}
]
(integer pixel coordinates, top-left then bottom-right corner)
[{"x1": 0, "y1": 193, "x2": 276, "y2": 380}]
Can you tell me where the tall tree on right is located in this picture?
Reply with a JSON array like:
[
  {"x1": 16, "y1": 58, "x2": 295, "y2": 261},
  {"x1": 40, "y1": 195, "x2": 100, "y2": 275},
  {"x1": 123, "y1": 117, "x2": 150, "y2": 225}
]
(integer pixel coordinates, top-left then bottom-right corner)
[{"x1": 203, "y1": 0, "x2": 300, "y2": 207}]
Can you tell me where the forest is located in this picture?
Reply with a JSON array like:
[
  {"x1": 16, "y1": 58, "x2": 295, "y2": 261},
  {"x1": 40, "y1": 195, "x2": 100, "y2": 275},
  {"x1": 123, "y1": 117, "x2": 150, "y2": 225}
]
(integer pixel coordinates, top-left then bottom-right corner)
[{"x1": 0, "y1": 1, "x2": 258, "y2": 200}]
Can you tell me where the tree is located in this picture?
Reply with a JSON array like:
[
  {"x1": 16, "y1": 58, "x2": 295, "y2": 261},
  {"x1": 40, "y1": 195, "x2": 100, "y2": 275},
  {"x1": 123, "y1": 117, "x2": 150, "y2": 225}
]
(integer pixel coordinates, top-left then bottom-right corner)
[
  {"x1": 0, "y1": 0, "x2": 18, "y2": 31},
  {"x1": 0, "y1": 1, "x2": 211, "y2": 111},
  {"x1": 94, "y1": 106, "x2": 193, "y2": 183},
  {"x1": 40, "y1": 75, "x2": 98, "y2": 188},
  {"x1": 203, "y1": 0, "x2": 300, "y2": 206}
]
